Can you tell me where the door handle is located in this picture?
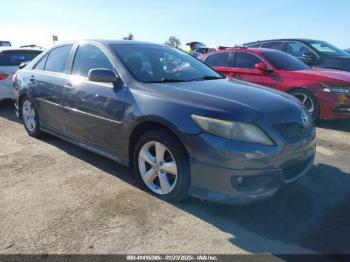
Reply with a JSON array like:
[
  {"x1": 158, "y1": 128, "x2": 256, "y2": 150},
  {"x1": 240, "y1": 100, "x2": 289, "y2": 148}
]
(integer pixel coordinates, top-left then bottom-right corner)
[{"x1": 64, "y1": 83, "x2": 73, "y2": 90}]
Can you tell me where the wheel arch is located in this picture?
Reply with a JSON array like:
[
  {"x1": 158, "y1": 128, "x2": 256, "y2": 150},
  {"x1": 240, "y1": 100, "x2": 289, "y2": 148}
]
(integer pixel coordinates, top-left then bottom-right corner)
[
  {"x1": 17, "y1": 92, "x2": 30, "y2": 120},
  {"x1": 128, "y1": 118, "x2": 189, "y2": 167}
]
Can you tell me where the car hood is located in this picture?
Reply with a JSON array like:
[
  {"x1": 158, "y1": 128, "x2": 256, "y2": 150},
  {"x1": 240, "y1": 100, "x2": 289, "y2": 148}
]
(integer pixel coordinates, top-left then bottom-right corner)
[
  {"x1": 297, "y1": 68, "x2": 350, "y2": 82},
  {"x1": 146, "y1": 78, "x2": 305, "y2": 125}
]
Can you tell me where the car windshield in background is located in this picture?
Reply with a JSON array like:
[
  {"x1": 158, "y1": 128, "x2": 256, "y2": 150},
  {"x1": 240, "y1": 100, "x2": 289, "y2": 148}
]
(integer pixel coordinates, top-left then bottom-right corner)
[
  {"x1": 0, "y1": 50, "x2": 42, "y2": 66},
  {"x1": 308, "y1": 40, "x2": 350, "y2": 57},
  {"x1": 262, "y1": 51, "x2": 310, "y2": 71},
  {"x1": 111, "y1": 44, "x2": 222, "y2": 83},
  {"x1": 0, "y1": 41, "x2": 11, "y2": 47}
]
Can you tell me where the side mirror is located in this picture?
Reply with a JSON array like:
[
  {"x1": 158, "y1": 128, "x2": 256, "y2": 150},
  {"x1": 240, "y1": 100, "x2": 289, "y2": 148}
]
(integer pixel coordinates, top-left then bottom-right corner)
[
  {"x1": 88, "y1": 69, "x2": 119, "y2": 83},
  {"x1": 19, "y1": 61, "x2": 29, "y2": 69},
  {"x1": 255, "y1": 63, "x2": 272, "y2": 72},
  {"x1": 301, "y1": 52, "x2": 317, "y2": 63}
]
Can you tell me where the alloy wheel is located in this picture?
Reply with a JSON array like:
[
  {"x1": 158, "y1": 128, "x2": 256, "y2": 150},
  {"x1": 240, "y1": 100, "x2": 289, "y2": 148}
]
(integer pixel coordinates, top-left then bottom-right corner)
[
  {"x1": 293, "y1": 93, "x2": 315, "y2": 114},
  {"x1": 138, "y1": 141, "x2": 178, "y2": 195},
  {"x1": 22, "y1": 100, "x2": 37, "y2": 132}
]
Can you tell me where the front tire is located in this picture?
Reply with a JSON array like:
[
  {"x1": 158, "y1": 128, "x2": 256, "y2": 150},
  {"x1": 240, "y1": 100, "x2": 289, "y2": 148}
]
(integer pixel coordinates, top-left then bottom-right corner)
[
  {"x1": 133, "y1": 129, "x2": 190, "y2": 202},
  {"x1": 289, "y1": 89, "x2": 320, "y2": 121},
  {"x1": 21, "y1": 97, "x2": 43, "y2": 137}
]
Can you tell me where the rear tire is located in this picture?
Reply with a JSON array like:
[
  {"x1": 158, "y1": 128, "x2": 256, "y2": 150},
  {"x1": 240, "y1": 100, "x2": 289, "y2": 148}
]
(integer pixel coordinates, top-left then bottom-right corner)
[
  {"x1": 289, "y1": 88, "x2": 320, "y2": 121},
  {"x1": 133, "y1": 129, "x2": 190, "y2": 202},
  {"x1": 21, "y1": 96, "x2": 43, "y2": 138}
]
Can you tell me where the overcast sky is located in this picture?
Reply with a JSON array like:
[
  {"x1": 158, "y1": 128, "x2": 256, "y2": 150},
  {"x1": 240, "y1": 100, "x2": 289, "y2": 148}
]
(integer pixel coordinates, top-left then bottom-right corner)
[{"x1": 2, "y1": 0, "x2": 350, "y2": 50}]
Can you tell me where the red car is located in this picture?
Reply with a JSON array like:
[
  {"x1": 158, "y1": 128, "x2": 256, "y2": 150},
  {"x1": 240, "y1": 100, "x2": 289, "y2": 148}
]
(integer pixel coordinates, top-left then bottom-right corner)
[{"x1": 199, "y1": 47, "x2": 350, "y2": 120}]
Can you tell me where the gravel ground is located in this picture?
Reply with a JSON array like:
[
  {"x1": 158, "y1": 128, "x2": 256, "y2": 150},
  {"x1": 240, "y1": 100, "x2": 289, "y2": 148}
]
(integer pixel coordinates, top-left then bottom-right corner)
[{"x1": 0, "y1": 100, "x2": 349, "y2": 255}]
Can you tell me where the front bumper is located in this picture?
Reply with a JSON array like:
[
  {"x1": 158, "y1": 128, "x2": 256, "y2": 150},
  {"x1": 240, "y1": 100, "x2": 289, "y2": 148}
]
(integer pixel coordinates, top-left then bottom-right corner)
[
  {"x1": 183, "y1": 133, "x2": 316, "y2": 205},
  {"x1": 316, "y1": 91, "x2": 350, "y2": 119}
]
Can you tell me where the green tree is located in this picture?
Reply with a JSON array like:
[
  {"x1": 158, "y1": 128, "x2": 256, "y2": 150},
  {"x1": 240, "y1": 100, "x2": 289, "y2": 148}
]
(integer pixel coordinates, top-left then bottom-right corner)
[
  {"x1": 123, "y1": 33, "x2": 134, "y2": 40},
  {"x1": 165, "y1": 36, "x2": 181, "y2": 49}
]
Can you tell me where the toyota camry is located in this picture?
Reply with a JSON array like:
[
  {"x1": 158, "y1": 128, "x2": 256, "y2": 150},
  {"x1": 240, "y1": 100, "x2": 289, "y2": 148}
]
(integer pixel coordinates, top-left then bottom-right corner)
[{"x1": 13, "y1": 40, "x2": 316, "y2": 204}]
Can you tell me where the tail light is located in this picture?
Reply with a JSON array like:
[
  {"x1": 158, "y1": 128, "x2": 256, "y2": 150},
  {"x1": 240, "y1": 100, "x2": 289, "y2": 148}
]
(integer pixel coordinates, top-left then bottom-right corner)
[{"x1": 0, "y1": 73, "x2": 9, "y2": 80}]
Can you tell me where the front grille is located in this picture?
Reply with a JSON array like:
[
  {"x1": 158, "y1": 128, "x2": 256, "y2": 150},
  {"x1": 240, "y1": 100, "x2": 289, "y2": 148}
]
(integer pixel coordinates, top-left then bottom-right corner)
[{"x1": 273, "y1": 123, "x2": 315, "y2": 144}]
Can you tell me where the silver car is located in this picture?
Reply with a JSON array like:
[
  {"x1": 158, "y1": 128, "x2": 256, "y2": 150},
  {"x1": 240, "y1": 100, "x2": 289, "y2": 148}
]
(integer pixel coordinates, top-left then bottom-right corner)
[{"x1": 0, "y1": 47, "x2": 42, "y2": 100}]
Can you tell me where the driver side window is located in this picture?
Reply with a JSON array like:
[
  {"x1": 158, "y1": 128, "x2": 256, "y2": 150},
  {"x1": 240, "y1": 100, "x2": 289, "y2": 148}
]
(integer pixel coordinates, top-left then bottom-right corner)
[{"x1": 286, "y1": 42, "x2": 313, "y2": 58}]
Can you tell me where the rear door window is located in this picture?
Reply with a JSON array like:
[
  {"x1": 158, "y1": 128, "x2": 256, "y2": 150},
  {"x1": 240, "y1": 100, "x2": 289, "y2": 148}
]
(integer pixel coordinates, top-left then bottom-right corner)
[
  {"x1": 0, "y1": 50, "x2": 42, "y2": 66},
  {"x1": 205, "y1": 52, "x2": 230, "y2": 67},
  {"x1": 246, "y1": 43, "x2": 260, "y2": 48},
  {"x1": 34, "y1": 55, "x2": 48, "y2": 70},
  {"x1": 261, "y1": 41, "x2": 284, "y2": 50},
  {"x1": 45, "y1": 45, "x2": 73, "y2": 74}
]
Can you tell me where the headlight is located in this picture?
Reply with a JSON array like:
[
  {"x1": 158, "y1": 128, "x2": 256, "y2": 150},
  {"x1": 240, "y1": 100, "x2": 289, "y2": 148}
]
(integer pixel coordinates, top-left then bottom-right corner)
[
  {"x1": 191, "y1": 115, "x2": 274, "y2": 146},
  {"x1": 321, "y1": 84, "x2": 350, "y2": 94}
]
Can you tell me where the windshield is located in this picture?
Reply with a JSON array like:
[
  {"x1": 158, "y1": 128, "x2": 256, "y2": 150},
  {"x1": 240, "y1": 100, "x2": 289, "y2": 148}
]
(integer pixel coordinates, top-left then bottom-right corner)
[
  {"x1": 111, "y1": 44, "x2": 222, "y2": 83},
  {"x1": 262, "y1": 51, "x2": 310, "y2": 71},
  {"x1": 0, "y1": 41, "x2": 11, "y2": 47},
  {"x1": 307, "y1": 40, "x2": 350, "y2": 57}
]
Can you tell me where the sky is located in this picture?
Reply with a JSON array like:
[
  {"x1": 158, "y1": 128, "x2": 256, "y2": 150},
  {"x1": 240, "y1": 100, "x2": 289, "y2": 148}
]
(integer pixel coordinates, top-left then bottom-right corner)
[{"x1": 1, "y1": 0, "x2": 350, "y2": 50}]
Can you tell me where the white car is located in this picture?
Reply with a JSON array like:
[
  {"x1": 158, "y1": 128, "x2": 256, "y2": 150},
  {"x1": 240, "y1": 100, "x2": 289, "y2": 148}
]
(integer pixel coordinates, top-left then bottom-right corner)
[{"x1": 0, "y1": 47, "x2": 42, "y2": 101}]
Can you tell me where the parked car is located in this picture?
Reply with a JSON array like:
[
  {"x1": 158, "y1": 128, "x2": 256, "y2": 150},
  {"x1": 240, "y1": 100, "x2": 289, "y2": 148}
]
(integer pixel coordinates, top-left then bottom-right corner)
[
  {"x1": 199, "y1": 47, "x2": 350, "y2": 120},
  {"x1": 0, "y1": 41, "x2": 11, "y2": 47},
  {"x1": 243, "y1": 39, "x2": 350, "y2": 72},
  {"x1": 186, "y1": 42, "x2": 216, "y2": 58},
  {"x1": 14, "y1": 40, "x2": 316, "y2": 204},
  {"x1": 20, "y1": 44, "x2": 45, "y2": 50},
  {"x1": 0, "y1": 47, "x2": 42, "y2": 101}
]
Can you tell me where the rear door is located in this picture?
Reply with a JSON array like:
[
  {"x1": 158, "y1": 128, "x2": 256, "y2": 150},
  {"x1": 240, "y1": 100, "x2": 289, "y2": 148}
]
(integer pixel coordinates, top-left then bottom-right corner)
[
  {"x1": 260, "y1": 41, "x2": 284, "y2": 51},
  {"x1": 63, "y1": 44, "x2": 127, "y2": 155},
  {"x1": 31, "y1": 45, "x2": 73, "y2": 132},
  {"x1": 231, "y1": 52, "x2": 282, "y2": 88},
  {"x1": 0, "y1": 50, "x2": 41, "y2": 99}
]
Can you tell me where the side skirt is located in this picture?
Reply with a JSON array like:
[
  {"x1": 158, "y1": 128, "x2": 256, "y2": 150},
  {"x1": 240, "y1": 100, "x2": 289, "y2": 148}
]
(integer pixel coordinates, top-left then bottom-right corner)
[{"x1": 41, "y1": 125, "x2": 130, "y2": 167}]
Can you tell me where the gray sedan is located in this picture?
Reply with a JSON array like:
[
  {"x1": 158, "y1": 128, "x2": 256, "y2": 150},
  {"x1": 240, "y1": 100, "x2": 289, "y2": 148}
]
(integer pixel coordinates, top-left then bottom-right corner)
[{"x1": 13, "y1": 40, "x2": 316, "y2": 204}]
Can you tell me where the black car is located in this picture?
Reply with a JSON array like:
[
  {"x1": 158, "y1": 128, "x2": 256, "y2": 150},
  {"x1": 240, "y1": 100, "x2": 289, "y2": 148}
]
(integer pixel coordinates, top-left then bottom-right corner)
[
  {"x1": 244, "y1": 39, "x2": 350, "y2": 72},
  {"x1": 13, "y1": 40, "x2": 315, "y2": 204}
]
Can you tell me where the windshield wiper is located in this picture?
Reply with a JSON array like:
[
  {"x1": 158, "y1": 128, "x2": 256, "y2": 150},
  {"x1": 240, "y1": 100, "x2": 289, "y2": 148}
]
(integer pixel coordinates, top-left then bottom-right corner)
[
  {"x1": 145, "y1": 78, "x2": 188, "y2": 83},
  {"x1": 189, "y1": 75, "x2": 225, "y2": 81}
]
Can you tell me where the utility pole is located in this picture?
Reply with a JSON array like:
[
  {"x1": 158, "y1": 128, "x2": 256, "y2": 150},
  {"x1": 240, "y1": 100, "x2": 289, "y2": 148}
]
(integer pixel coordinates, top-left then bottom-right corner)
[{"x1": 52, "y1": 35, "x2": 58, "y2": 46}]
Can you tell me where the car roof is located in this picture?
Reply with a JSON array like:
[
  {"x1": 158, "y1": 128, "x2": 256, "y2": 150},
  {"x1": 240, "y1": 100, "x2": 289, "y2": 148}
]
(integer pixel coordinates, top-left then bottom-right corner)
[
  {"x1": 56, "y1": 39, "x2": 166, "y2": 47},
  {"x1": 0, "y1": 47, "x2": 43, "y2": 52},
  {"x1": 204, "y1": 47, "x2": 283, "y2": 56},
  {"x1": 244, "y1": 38, "x2": 321, "y2": 45}
]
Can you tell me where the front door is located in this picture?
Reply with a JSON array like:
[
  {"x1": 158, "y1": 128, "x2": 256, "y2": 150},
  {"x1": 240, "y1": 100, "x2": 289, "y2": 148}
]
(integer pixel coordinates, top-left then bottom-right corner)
[
  {"x1": 63, "y1": 44, "x2": 127, "y2": 156},
  {"x1": 231, "y1": 52, "x2": 282, "y2": 89}
]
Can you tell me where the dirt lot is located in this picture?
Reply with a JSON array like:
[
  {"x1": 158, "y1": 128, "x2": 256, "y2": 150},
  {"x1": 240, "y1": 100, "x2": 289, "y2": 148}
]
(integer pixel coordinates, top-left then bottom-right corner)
[{"x1": 0, "y1": 100, "x2": 350, "y2": 255}]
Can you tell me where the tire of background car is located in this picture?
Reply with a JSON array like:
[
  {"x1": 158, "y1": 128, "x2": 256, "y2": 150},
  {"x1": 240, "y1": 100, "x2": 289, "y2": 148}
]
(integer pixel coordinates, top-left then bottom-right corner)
[
  {"x1": 133, "y1": 129, "x2": 190, "y2": 202},
  {"x1": 21, "y1": 96, "x2": 43, "y2": 137},
  {"x1": 288, "y1": 88, "x2": 320, "y2": 121}
]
